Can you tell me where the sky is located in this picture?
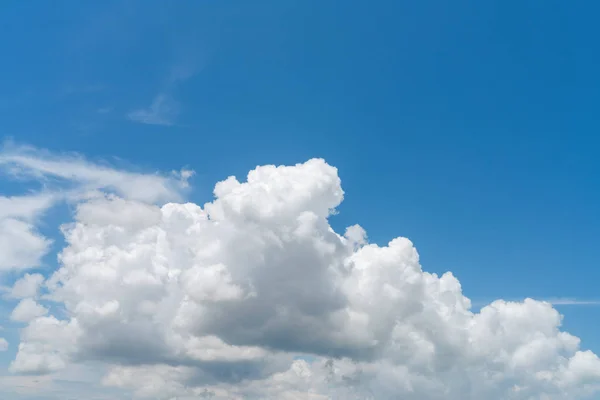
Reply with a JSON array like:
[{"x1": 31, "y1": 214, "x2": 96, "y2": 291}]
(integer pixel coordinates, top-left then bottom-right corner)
[{"x1": 0, "y1": 1, "x2": 599, "y2": 399}]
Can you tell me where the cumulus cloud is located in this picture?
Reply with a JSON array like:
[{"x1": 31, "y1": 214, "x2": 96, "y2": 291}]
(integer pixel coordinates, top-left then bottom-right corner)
[
  {"x1": 10, "y1": 298, "x2": 49, "y2": 323},
  {"x1": 7, "y1": 158, "x2": 600, "y2": 399},
  {"x1": 0, "y1": 218, "x2": 52, "y2": 272},
  {"x1": 0, "y1": 195, "x2": 55, "y2": 271},
  {"x1": 6, "y1": 273, "x2": 45, "y2": 299},
  {"x1": 0, "y1": 338, "x2": 8, "y2": 352}
]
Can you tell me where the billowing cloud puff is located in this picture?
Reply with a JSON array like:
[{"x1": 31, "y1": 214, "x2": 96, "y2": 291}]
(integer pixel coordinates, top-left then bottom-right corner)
[
  {"x1": 10, "y1": 298, "x2": 49, "y2": 323},
  {"x1": 0, "y1": 195, "x2": 55, "y2": 271},
  {"x1": 11, "y1": 159, "x2": 600, "y2": 399},
  {"x1": 7, "y1": 273, "x2": 45, "y2": 299}
]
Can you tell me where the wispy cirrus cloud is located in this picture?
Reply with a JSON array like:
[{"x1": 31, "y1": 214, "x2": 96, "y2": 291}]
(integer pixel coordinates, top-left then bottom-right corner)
[
  {"x1": 471, "y1": 297, "x2": 600, "y2": 308},
  {"x1": 127, "y1": 94, "x2": 178, "y2": 126},
  {"x1": 127, "y1": 55, "x2": 202, "y2": 127},
  {"x1": 58, "y1": 83, "x2": 106, "y2": 98},
  {"x1": 0, "y1": 141, "x2": 192, "y2": 203},
  {"x1": 96, "y1": 107, "x2": 113, "y2": 114},
  {"x1": 543, "y1": 297, "x2": 600, "y2": 306}
]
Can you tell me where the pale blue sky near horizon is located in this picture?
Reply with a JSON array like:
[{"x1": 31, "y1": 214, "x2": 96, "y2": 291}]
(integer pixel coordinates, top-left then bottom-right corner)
[{"x1": 1, "y1": 0, "x2": 599, "y2": 371}]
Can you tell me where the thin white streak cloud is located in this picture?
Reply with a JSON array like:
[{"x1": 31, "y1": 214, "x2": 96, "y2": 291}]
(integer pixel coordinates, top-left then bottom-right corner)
[
  {"x1": 127, "y1": 94, "x2": 178, "y2": 126},
  {"x1": 0, "y1": 142, "x2": 191, "y2": 204},
  {"x1": 128, "y1": 56, "x2": 201, "y2": 127},
  {"x1": 58, "y1": 84, "x2": 106, "y2": 98},
  {"x1": 544, "y1": 298, "x2": 600, "y2": 306},
  {"x1": 471, "y1": 297, "x2": 600, "y2": 308},
  {"x1": 96, "y1": 107, "x2": 113, "y2": 114},
  {"x1": 0, "y1": 193, "x2": 57, "y2": 221}
]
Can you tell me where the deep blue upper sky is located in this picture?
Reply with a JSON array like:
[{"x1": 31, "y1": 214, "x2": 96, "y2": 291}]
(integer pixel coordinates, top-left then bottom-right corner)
[{"x1": 1, "y1": 1, "x2": 599, "y2": 352}]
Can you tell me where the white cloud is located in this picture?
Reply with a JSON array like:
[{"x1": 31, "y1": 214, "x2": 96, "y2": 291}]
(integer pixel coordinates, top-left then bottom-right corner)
[
  {"x1": 97, "y1": 107, "x2": 113, "y2": 114},
  {"x1": 10, "y1": 315, "x2": 79, "y2": 374},
  {"x1": 126, "y1": 57, "x2": 198, "y2": 128},
  {"x1": 0, "y1": 218, "x2": 52, "y2": 271},
  {"x1": 0, "y1": 142, "x2": 192, "y2": 273},
  {"x1": 0, "y1": 364, "x2": 124, "y2": 400},
  {"x1": 10, "y1": 298, "x2": 49, "y2": 323},
  {"x1": 545, "y1": 298, "x2": 600, "y2": 306},
  {"x1": 6, "y1": 273, "x2": 45, "y2": 299},
  {"x1": 127, "y1": 94, "x2": 178, "y2": 126},
  {"x1": 8, "y1": 158, "x2": 600, "y2": 399},
  {"x1": 0, "y1": 194, "x2": 56, "y2": 271},
  {"x1": 0, "y1": 193, "x2": 56, "y2": 221},
  {"x1": 471, "y1": 297, "x2": 600, "y2": 308},
  {"x1": 0, "y1": 142, "x2": 190, "y2": 204},
  {"x1": 0, "y1": 337, "x2": 8, "y2": 351}
]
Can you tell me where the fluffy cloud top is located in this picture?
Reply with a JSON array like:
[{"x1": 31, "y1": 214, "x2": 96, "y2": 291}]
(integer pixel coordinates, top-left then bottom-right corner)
[
  {"x1": 6, "y1": 157, "x2": 600, "y2": 399},
  {"x1": 0, "y1": 217, "x2": 52, "y2": 271},
  {"x1": 6, "y1": 273, "x2": 45, "y2": 299},
  {"x1": 0, "y1": 195, "x2": 55, "y2": 271},
  {"x1": 10, "y1": 298, "x2": 49, "y2": 323}
]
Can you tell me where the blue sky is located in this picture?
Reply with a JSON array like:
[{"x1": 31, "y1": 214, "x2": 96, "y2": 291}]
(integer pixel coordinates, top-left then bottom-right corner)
[{"x1": 1, "y1": 1, "x2": 599, "y2": 398}]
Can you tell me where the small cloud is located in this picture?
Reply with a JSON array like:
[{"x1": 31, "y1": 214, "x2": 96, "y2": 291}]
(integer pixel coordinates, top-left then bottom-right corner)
[
  {"x1": 96, "y1": 107, "x2": 112, "y2": 114},
  {"x1": 127, "y1": 94, "x2": 178, "y2": 126},
  {"x1": 5, "y1": 273, "x2": 45, "y2": 299},
  {"x1": 59, "y1": 84, "x2": 106, "y2": 98},
  {"x1": 0, "y1": 194, "x2": 56, "y2": 272},
  {"x1": 543, "y1": 298, "x2": 600, "y2": 306},
  {"x1": 0, "y1": 141, "x2": 191, "y2": 204},
  {"x1": 471, "y1": 297, "x2": 600, "y2": 308},
  {"x1": 10, "y1": 298, "x2": 48, "y2": 323},
  {"x1": 168, "y1": 62, "x2": 198, "y2": 84},
  {"x1": 172, "y1": 168, "x2": 195, "y2": 188}
]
